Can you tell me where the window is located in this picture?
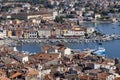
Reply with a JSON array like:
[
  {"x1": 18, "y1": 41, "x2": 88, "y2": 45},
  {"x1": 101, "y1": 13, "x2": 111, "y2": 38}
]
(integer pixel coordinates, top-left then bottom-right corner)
[
  {"x1": 50, "y1": 56, "x2": 52, "y2": 58},
  {"x1": 40, "y1": 56, "x2": 42, "y2": 57}
]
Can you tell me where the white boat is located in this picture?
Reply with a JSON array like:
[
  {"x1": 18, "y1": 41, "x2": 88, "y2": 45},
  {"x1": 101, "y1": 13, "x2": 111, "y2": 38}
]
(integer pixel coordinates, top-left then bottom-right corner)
[{"x1": 93, "y1": 47, "x2": 105, "y2": 56}]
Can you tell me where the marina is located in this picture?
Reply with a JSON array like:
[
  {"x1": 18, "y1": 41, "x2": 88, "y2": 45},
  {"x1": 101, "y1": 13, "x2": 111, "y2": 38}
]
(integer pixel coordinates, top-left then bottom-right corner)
[
  {"x1": 15, "y1": 22, "x2": 120, "y2": 58},
  {"x1": 16, "y1": 39, "x2": 120, "y2": 58},
  {"x1": 16, "y1": 34, "x2": 120, "y2": 44}
]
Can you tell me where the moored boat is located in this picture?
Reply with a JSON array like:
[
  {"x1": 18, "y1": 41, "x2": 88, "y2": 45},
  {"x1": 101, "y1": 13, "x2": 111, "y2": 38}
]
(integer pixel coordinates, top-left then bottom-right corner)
[{"x1": 92, "y1": 47, "x2": 105, "y2": 56}]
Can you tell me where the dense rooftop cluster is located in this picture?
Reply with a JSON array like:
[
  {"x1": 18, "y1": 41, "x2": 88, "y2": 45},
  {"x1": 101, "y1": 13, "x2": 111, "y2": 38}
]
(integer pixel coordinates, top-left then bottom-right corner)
[
  {"x1": 0, "y1": 0, "x2": 119, "y2": 39},
  {"x1": 0, "y1": 45, "x2": 120, "y2": 80},
  {"x1": 0, "y1": 0, "x2": 119, "y2": 21}
]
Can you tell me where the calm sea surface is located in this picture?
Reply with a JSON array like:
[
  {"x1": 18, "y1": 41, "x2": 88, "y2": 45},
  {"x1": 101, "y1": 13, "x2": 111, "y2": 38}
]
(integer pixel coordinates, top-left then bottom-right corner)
[{"x1": 17, "y1": 22, "x2": 120, "y2": 58}]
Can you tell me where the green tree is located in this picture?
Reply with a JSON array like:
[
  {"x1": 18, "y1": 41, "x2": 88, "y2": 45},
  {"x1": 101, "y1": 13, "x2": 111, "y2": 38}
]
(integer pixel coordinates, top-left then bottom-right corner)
[{"x1": 54, "y1": 16, "x2": 64, "y2": 23}]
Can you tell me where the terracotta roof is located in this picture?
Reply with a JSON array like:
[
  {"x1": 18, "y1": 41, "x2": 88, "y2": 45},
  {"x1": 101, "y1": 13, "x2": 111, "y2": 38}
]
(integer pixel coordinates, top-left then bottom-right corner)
[
  {"x1": 12, "y1": 11, "x2": 52, "y2": 16},
  {"x1": 35, "y1": 53, "x2": 59, "y2": 60},
  {"x1": 58, "y1": 47, "x2": 66, "y2": 51},
  {"x1": 114, "y1": 77, "x2": 120, "y2": 80},
  {"x1": 78, "y1": 74, "x2": 92, "y2": 80},
  {"x1": 101, "y1": 61, "x2": 108, "y2": 65},
  {"x1": 97, "y1": 73, "x2": 110, "y2": 79},
  {"x1": 0, "y1": 76, "x2": 10, "y2": 80},
  {"x1": 43, "y1": 74, "x2": 54, "y2": 80},
  {"x1": 26, "y1": 68, "x2": 39, "y2": 77},
  {"x1": 55, "y1": 46, "x2": 61, "y2": 50},
  {"x1": 10, "y1": 72, "x2": 22, "y2": 79},
  {"x1": 42, "y1": 46, "x2": 52, "y2": 51},
  {"x1": 101, "y1": 59, "x2": 114, "y2": 65},
  {"x1": 0, "y1": 69, "x2": 6, "y2": 76},
  {"x1": 79, "y1": 53, "x2": 89, "y2": 58}
]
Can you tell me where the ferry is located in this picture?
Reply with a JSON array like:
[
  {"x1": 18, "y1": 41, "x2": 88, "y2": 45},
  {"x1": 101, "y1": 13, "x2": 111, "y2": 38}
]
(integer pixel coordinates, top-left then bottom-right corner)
[{"x1": 92, "y1": 47, "x2": 105, "y2": 56}]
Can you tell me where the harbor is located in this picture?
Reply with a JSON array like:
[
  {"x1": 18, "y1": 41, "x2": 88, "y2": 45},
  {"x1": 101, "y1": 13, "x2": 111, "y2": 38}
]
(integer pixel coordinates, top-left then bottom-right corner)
[
  {"x1": 15, "y1": 39, "x2": 120, "y2": 58},
  {"x1": 14, "y1": 22, "x2": 120, "y2": 58},
  {"x1": 0, "y1": 22, "x2": 119, "y2": 58}
]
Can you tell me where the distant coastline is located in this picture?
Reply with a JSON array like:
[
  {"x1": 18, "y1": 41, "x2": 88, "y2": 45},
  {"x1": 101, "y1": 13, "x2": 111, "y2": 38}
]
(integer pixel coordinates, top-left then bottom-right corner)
[{"x1": 81, "y1": 20, "x2": 120, "y2": 24}]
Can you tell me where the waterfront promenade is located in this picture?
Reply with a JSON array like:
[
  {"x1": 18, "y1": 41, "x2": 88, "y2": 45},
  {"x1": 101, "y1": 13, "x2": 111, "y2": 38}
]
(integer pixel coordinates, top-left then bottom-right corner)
[
  {"x1": 1, "y1": 34, "x2": 120, "y2": 47},
  {"x1": 16, "y1": 34, "x2": 120, "y2": 44}
]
